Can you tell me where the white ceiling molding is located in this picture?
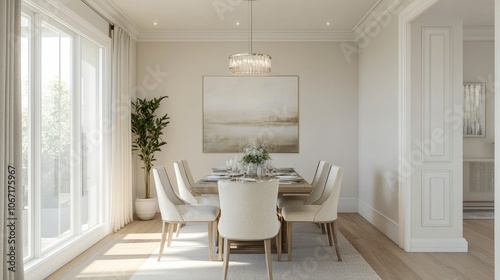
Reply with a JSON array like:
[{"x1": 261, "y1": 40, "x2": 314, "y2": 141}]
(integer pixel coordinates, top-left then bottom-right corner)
[
  {"x1": 138, "y1": 29, "x2": 355, "y2": 43},
  {"x1": 87, "y1": 0, "x2": 141, "y2": 40},
  {"x1": 353, "y1": 0, "x2": 405, "y2": 42},
  {"x1": 23, "y1": 0, "x2": 110, "y2": 43},
  {"x1": 463, "y1": 27, "x2": 494, "y2": 41}
]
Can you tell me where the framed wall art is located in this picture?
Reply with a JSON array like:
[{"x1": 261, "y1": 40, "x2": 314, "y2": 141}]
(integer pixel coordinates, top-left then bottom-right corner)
[
  {"x1": 203, "y1": 76, "x2": 299, "y2": 153},
  {"x1": 463, "y1": 82, "x2": 486, "y2": 137}
]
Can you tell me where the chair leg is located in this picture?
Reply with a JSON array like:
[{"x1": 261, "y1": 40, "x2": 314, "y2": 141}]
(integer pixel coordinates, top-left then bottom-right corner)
[
  {"x1": 208, "y1": 222, "x2": 214, "y2": 261},
  {"x1": 175, "y1": 223, "x2": 182, "y2": 237},
  {"x1": 280, "y1": 217, "x2": 285, "y2": 251},
  {"x1": 157, "y1": 222, "x2": 168, "y2": 261},
  {"x1": 264, "y1": 239, "x2": 273, "y2": 280},
  {"x1": 286, "y1": 221, "x2": 293, "y2": 261},
  {"x1": 167, "y1": 222, "x2": 175, "y2": 247},
  {"x1": 321, "y1": 223, "x2": 327, "y2": 234},
  {"x1": 214, "y1": 217, "x2": 219, "y2": 246},
  {"x1": 326, "y1": 222, "x2": 333, "y2": 246},
  {"x1": 218, "y1": 234, "x2": 223, "y2": 261},
  {"x1": 332, "y1": 221, "x2": 342, "y2": 261},
  {"x1": 276, "y1": 227, "x2": 282, "y2": 262},
  {"x1": 222, "y1": 238, "x2": 230, "y2": 280}
]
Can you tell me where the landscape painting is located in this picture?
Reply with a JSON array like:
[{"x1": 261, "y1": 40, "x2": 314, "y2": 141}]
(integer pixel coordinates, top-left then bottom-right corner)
[{"x1": 203, "y1": 76, "x2": 299, "y2": 153}]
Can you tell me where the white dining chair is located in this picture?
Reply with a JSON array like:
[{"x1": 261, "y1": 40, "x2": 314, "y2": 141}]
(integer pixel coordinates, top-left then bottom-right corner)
[
  {"x1": 218, "y1": 179, "x2": 281, "y2": 280},
  {"x1": 152, "y1": 166, "x2": 220, "y2": 262},
  {"x1": 276, "y1": 161, "x2": 332, "y2": 209},
  {"x1": 281, "y1": 165, "x2": 344, "y2": 262},
  {"x1": 174, "y1": 160, "x2": 220, "y2": 207},
  {"x1": 181, "y1": 159, "x2": 196, "y2": 186}
]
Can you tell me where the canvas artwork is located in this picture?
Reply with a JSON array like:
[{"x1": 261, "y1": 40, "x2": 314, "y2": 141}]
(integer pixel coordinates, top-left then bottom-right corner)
[
  {"x1": 463, "y1": 83, "x2": 486, "y2": 137},
  {"x1": 203, "y1": 76, "x2": 299, "y2": 153}
]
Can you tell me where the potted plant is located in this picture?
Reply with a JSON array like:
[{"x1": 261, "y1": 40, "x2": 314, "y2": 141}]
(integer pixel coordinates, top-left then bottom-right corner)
[
  {"x1": 242, "y1": 143, "x2": 271, "y2": 177},
  {"x1": 131, "y1": 96, "x2": 170, "y2": 220}
]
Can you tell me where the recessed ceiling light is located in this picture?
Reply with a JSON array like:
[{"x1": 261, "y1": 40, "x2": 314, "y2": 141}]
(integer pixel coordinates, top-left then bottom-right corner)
[
  {"x1": 326, "y1": 22, "x2": 331, "y2": 26},
  {"x1": 153, "y1": 22, "x2": 158, "y2": 26},
  {"x1": 236, "y1": 22, "x2": 240, "y2": 26}
]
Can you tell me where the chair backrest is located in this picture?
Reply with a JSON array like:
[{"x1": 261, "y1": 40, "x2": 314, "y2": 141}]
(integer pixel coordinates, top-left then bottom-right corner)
[
  {"x1": 218, "y1": 179, "x2": 280, "y2": 240},
  {"x1": 314, "y1": 165, "x2": 344, "y2": 222},
  {"x1": 305, "y1": 162, "x2": 332, "y2": 205},
  {"x1": 152, "y1": 166, "x2": 184, "y2": 222},
  {"x1": 181, "y1": 159, "x2": 196, "y2": 186},
  {"x1": 173, "y1": 160, "x2": 199, "y2": 205},
  {"x1": 311, "y1": 160, "x2": 327, "y2": 187}
]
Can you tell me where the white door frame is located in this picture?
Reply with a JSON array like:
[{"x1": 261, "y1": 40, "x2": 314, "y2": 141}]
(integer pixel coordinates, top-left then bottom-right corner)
[
  {"x1": 494, "y1": 0, "x2": 499, "y2": 276},
  {"x1": 398, "y1": 0, "x2": 441, "y2": 251}
]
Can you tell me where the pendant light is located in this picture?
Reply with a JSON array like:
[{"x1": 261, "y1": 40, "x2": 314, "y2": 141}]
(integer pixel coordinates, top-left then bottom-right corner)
[{"x1": 229, "y1": 0, "x2": 271, "y2": 75}]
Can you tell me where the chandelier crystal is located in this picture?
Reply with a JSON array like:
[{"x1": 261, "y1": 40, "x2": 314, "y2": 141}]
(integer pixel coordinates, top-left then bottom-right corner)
[
  {"x1": 229, "y1": 0, "x2": 271, "y2": 75},
  {"x1": 229, "y1": 53, "x2": 271, "y2": 75}
]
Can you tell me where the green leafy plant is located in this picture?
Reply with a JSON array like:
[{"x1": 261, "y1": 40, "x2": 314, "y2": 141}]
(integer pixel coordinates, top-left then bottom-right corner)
[
  {"x1": 131, "y1": 96, "x2": 170, "y2": 198},
  {"x1": 242, "y1": 143, "x2": 271, "y2": 165}
]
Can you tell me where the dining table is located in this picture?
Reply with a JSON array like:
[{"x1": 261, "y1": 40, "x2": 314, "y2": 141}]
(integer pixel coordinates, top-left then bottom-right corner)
[
  {"x1": 191, "y1": 167, "x2": 313, "y2": 254},
  {"x1": 191, "y1": 167, "x2": 314, "y2": 197}
]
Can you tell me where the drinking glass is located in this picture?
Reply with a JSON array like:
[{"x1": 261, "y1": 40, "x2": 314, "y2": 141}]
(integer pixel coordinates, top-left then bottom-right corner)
[
  {"x1": 226, "y1": 159, "x2": 233, "y2": 172},
  {"x1": 265, "y1": 159, "x2": 274, "y2": 175}
]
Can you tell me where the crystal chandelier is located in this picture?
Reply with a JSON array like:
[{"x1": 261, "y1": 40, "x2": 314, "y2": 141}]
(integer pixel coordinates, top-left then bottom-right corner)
[{"x1": 229, "y1": 0, "x2": 271, "y2": 75}]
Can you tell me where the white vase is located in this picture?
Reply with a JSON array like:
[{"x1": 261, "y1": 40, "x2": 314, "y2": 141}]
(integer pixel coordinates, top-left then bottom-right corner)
[{"x1": 135, "y1": 198, "x2": 157, "y2": 220}]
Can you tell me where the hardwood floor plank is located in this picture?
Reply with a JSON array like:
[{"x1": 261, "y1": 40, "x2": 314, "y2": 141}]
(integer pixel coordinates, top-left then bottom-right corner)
[
  {"x1": 337, "y1": 213, "x2": 494, "y2": 280},
  {"x1": 46, "y1": 213, "x2": 494, "y2": 280}
]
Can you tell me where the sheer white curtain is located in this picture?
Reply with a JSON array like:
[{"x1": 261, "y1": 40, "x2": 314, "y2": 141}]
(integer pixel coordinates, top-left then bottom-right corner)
[
  {"x1": 110, "y1": 26, "x2": 134, "y2": 232},
  {"x1": 0, "y1": 0, "x2": 24, "y2": 279}
]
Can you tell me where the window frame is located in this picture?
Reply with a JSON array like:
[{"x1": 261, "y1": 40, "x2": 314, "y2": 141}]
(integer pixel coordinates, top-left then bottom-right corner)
[{"x1": 21, "y1": 0, "x2": 112, "y2": 275}]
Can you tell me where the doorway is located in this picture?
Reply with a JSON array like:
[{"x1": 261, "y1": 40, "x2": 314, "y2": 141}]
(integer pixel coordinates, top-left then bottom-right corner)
[{"x1": 398, "y1": 0, "x2": 494, "y2": 252}]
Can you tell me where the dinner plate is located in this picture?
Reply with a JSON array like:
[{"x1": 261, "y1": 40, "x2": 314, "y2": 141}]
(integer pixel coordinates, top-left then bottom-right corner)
[
  {"x1": 236, "y1": 177, "x2": 257, "y2": 182},
  {"x1": 273, "y1": 172, "x2": 298, "y2": 176},
  {"x1": 275, "y1": 175, "x2": 298, "y2": 180},
  {"x1": 204, "y1": 175, "x2": 230, "y2": 180}
]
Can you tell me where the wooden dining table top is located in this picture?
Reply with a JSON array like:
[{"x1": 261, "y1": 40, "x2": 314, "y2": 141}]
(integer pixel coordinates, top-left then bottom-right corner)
[{"x1": 191, "y1": 168, "x2": 314, "y2": 196}]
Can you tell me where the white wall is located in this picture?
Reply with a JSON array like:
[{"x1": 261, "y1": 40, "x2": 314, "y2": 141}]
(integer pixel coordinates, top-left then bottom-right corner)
[
  {"x1": 463, "y1": 41, "x2": 495, "y2": 158},
  {"x1": 357, "y1": 14, "x2": 401, "y2": 243},
  {"x1": 135, "y1": 42, "x2": 359, "y2": 211}
]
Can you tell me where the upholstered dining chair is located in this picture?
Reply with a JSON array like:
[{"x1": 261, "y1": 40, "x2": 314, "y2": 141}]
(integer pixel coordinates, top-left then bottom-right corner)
[
  {"x1": 276, "y1": 161, "x2": 332, "y2": 209},
  {"x1": 218, "y1": 179, "x2": 281, "y2": 280},
  {"x1": 152, "y1": 166, "x2": 220, "y2": 262},
  {"x1": 181, "y1": 159, "x2": 196, "y2": 186},
  {"x1": 281, "y1": 165, "x2": 344, "y2": 262},
  {"x1": 174, "y1": 160, "x2": 220, "y2": 207}
]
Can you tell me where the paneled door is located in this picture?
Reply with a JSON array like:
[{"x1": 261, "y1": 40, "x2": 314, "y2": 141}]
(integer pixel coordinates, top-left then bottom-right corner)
[{"x1": 408, "y1": 13, "x2": 467, "y2": 252}]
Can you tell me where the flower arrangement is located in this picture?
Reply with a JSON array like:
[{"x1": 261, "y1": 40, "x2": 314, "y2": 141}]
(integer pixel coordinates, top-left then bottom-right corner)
[{"x1": 242, "y1": 144, "x2": 271, "y2": 165}]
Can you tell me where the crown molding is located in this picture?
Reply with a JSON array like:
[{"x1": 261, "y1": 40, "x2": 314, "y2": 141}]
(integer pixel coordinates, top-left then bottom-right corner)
[
  {"x1": 138, "y1": 29, "x2": 355, "y2": 43},
  {"x1": 353, "y1": 0, "x2": 405, "y2": 42},
  {"x1": 23, "y1": 0, "x2": 110, "y2": 44},
  {"x1": 86, "y1": 0, "x2": 141, "y2": 40},
  {"x1": 463, "y1": 27, "x2": 494, "y2": 41}
]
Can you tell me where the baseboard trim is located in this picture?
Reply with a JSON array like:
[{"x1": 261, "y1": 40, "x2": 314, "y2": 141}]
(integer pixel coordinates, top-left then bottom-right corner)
[
  {"x1": 24, "y1": 225, "x2": 109, "y2": 280},
  {"x1": 338, "y1": 197, "x2": 358, "y2": 213},
  {"x1": 410, "y1": 238, "x2": 468, "y2": 252},
  {"x1": 357, "y1": 199, "x2": 399, "y2": 244}
]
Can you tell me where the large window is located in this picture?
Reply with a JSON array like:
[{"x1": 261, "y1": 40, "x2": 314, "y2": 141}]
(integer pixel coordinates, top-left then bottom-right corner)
[{"x1": 21, "y1": 5, "x2": 108, "y2": 264}]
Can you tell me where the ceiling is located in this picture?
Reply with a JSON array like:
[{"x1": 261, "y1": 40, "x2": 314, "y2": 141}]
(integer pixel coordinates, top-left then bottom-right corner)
[
  {"x1": 108, "y1": 0, "x2": 380, "y2": 31},
  {"x1": 105, "y1": 0, "x2": 494, "y2": 41}
]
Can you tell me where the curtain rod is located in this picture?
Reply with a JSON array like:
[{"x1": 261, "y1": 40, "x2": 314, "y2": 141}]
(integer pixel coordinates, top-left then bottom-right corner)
[{"x1": 81, "y1": 0, "x2": 115, "y2": 38}]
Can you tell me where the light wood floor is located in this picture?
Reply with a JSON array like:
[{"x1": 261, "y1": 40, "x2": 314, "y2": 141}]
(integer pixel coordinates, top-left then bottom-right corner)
[{"x1": 46, "y1": 213, "x2": 493, "y2": 280}]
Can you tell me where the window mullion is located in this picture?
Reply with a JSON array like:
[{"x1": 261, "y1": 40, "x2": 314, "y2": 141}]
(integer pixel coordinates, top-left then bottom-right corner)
[
  {"x1": 72, "y1": 34, "x2": 82, "y2": 235},
  {"x1": 31, "y1": 12, "x2": 42, "y2": 260}
]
